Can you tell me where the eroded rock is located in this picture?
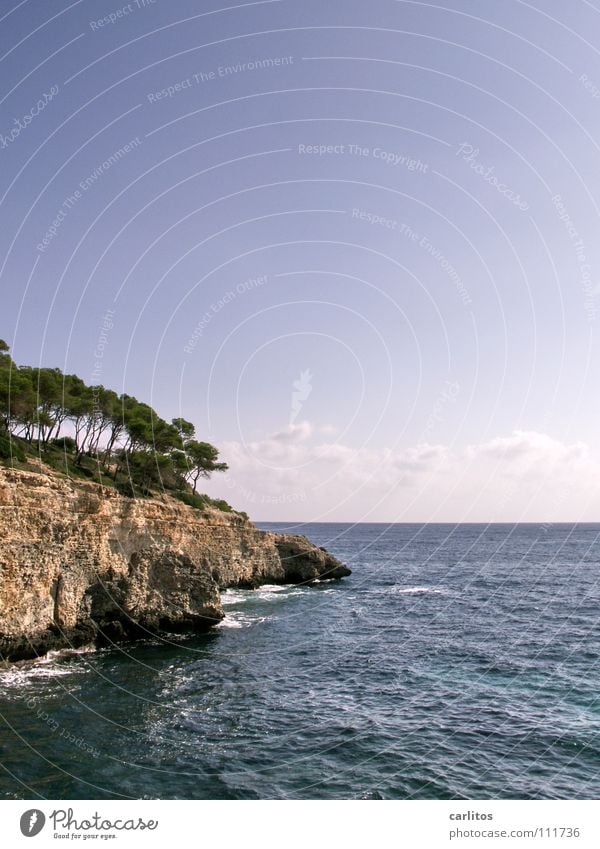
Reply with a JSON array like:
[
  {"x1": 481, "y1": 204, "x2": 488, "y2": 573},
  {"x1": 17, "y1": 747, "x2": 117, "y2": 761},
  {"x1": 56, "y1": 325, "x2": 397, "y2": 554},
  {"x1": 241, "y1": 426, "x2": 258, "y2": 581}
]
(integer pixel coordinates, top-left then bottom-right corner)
[{"x1": 0, "y1": 466, "x2": 350, "y2": 661}]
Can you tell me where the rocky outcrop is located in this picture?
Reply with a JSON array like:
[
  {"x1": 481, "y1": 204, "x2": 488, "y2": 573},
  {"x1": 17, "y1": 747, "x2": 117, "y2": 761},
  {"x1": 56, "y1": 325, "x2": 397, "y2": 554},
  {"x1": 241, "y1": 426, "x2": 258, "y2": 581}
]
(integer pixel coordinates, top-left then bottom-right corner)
[
  {"x1": 0, "y1": 466, "x2": 350, "y2": 662},
  {"x1": 273, "y1": 535, "x2": 351, "y2": 583}
]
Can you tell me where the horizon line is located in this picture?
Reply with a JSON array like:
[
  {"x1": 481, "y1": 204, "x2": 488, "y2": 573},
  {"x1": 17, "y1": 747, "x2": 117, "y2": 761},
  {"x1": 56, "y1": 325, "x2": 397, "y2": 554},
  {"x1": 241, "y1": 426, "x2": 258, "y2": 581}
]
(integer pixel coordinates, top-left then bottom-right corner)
[{"x1": 253, "y1": 520, "x2": 600, "y2": 525}]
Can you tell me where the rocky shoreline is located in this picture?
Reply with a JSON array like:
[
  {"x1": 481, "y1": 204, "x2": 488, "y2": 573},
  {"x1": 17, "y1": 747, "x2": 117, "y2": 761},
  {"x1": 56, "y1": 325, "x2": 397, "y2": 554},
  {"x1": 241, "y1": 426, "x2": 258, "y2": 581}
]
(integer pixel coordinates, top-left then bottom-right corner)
[{"x1": 0, "y1": 466, "x2": 350, "y2": 662}]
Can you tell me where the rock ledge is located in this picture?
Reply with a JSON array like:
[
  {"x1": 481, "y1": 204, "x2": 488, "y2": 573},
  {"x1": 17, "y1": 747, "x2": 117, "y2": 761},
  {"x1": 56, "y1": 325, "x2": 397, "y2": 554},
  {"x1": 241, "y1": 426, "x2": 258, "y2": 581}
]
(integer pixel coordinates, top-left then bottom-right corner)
[{"x1": 0, "y1": 466, "x2": 350, "y2": 661}]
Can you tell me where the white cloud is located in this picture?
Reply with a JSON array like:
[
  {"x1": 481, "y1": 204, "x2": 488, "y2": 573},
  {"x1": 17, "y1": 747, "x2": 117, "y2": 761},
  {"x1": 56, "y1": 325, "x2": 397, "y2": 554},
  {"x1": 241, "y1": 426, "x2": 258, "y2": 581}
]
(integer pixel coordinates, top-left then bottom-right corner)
[
  {"x1": 203, "y1": 425, "x2": 600, "y2": 522},
  {"x1": 468, "y1": 430, "x2": 589, "y2": 468},
  {"x1": 270, "y1": 421, "x2": 314, "y2": 443}
]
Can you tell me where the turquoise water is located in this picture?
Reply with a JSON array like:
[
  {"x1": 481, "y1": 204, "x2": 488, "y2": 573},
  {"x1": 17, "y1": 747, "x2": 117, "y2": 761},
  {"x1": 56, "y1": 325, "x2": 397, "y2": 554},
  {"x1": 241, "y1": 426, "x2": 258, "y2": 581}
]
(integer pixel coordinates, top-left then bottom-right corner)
[{"x1": 1, "y1": 523, "x2": 599, "y2": 799}]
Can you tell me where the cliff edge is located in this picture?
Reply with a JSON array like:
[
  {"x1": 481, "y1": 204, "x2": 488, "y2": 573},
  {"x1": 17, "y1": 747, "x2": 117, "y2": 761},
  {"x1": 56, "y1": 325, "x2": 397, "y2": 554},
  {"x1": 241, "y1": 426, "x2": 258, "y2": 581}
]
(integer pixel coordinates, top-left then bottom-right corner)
[{"x1": 0, "y1": 465, "x2": 350, "y2": 661}]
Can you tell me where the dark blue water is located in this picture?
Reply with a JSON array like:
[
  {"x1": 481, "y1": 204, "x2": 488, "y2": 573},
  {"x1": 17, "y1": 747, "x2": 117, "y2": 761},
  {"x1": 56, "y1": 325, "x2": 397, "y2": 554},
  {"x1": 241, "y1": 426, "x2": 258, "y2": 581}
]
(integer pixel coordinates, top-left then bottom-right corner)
[{"x1": 1, "y1": 523, "x2": 599, "y2": 800}]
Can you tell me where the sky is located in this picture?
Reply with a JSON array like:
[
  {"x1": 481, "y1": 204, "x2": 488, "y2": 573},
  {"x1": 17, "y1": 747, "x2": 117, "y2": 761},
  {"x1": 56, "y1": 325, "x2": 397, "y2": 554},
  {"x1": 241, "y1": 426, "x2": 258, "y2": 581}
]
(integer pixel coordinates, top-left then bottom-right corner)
[{"x1": 1, "y1": 0, "x2": 600, "y2": 521}]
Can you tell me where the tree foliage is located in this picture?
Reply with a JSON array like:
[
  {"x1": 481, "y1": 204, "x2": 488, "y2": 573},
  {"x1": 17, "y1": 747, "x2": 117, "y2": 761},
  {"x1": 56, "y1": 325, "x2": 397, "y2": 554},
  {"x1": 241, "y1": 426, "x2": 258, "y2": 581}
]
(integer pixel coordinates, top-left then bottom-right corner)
[{"x1": 0, "y1": 341, "x2": 228, "y2": 501}]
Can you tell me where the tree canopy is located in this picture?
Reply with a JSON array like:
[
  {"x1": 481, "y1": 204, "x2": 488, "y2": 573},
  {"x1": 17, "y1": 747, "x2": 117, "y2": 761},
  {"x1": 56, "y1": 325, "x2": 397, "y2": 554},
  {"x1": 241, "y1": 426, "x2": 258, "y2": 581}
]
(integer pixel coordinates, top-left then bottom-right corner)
[{"x1": 0, "y1": 340, "x2": 228, "y2": 502}]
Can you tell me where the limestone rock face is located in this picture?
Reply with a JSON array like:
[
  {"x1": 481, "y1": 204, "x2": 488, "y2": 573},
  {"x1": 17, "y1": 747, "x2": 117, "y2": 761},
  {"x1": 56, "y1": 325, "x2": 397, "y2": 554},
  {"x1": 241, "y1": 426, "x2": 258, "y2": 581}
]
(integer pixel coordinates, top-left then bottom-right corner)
[
  {"x1": 0, "y1": 466, "x2": 350, "y2": 661},
  {"x1": 273, "y1": 535, "x2": 351, "y2": 582}
]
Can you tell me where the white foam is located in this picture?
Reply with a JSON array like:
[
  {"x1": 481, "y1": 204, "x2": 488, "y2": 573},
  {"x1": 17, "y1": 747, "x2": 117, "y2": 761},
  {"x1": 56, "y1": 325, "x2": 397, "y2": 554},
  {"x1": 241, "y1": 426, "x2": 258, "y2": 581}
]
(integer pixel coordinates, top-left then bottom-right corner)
[
  {"x1": 217, "y1": 617, "x2": 245, "y2": 629},
  {"x1": 392, "y1": 586, "x2": 449, "y2": 595},
  {"x1": 217, "y1": 613, "x2": 268, "y2": 630},
  {"x1": 221, "y1": 584, "x2": 299, "y2": 606},
  {"x1": 221, "y1": 590, "x2": 250, "y2": 606},
  {"x1": 0, "y1": 647, "x2": 93, "y2": 688}
]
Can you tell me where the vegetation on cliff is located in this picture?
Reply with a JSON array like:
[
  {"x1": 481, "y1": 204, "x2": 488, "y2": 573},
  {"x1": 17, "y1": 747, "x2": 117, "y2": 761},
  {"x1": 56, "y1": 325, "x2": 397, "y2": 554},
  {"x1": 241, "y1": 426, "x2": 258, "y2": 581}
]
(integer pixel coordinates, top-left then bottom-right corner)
[{"x1": 0, "y1": 339, "x2": 230, "y2": 509}]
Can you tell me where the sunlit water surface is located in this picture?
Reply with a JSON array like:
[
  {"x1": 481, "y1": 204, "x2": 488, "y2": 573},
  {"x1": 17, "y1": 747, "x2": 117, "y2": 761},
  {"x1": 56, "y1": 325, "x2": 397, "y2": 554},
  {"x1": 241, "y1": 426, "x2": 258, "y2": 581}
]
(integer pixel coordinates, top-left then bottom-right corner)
[{"x1": 1, "y1": 523, "x2": 599, "y2": 799}]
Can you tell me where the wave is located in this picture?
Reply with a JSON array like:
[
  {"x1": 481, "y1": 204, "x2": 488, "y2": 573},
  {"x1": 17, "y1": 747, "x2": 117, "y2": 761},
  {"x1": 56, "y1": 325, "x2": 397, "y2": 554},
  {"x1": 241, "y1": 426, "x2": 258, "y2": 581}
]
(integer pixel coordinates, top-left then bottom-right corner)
[
  {"x1": 221, "y1": 584, "x2": 313, "y2": 606},
  {"x1": 217, "y1": 613, "x2": 269, "y2": 630},
  {"x1": 391, "y1": 586, "x2": 449, "y2": 595},
  {"x1": 0, "y1": 646, "x2": 94, "y2": 688},
  {"x1": 221, "y1": 590, "x2": 251, "y2": 606}
]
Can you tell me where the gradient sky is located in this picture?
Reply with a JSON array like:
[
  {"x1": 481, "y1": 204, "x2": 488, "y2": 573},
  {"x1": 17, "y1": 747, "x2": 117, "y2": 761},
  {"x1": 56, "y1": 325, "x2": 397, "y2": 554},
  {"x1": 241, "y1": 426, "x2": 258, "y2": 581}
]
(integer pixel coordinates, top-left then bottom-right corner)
[{"x1": 2, "y1": 0, "x2": 600, "y2": 520}]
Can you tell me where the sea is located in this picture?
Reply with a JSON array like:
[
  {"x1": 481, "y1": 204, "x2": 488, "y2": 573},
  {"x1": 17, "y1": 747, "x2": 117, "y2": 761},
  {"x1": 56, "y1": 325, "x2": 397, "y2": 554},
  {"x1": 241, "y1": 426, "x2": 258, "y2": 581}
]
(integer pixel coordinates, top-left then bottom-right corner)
[{"x1": 1, "y1": 523, "x2": 599, "y2": 800}]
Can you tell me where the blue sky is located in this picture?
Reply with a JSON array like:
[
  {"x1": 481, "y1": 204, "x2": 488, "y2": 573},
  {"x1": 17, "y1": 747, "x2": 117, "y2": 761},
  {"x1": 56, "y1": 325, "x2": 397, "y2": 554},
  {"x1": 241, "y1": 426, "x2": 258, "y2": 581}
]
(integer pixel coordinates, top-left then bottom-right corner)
[{"x1": 2, "y1": 0, "x2": 600, "y2": 520}]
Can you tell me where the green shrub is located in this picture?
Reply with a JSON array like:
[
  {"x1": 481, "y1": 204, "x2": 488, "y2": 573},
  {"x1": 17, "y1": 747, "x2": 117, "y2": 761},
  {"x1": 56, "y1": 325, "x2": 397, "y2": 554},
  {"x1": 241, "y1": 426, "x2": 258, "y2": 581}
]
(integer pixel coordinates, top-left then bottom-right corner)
[
  {"x1": 175, "y1": 491, "x2": 234, "y2": 513},
  {"x1": 50, "y1": 436, "x2": 77, "y2": 453},
  {"x1": 209, "y1": 498, "x2": 232, "y2": 512},
  {"x1": 0, "y1": 432, "x2": 26, "y2": 462},
  {"x1": 176, "y1": 491, "x2": 209, "y2": 510},
  {"x1": 114, "y1": 478, "x2": 139, "y2": 498}
]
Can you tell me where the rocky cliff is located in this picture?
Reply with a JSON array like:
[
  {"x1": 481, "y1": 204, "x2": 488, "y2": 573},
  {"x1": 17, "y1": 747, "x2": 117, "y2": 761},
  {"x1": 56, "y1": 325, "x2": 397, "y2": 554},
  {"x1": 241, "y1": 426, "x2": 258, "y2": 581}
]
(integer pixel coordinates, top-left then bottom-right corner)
[{"x1": 0, "y1": 465, "x2": 350, "y2": 662}]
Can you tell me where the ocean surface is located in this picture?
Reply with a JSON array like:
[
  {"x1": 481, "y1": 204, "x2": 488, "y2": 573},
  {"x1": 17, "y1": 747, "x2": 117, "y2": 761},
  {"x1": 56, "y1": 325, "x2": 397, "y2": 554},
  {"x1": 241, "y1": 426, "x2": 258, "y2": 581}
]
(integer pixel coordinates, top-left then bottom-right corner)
[{"x1": 1, "y1": 523, "x2": 599, "y2": 800}]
